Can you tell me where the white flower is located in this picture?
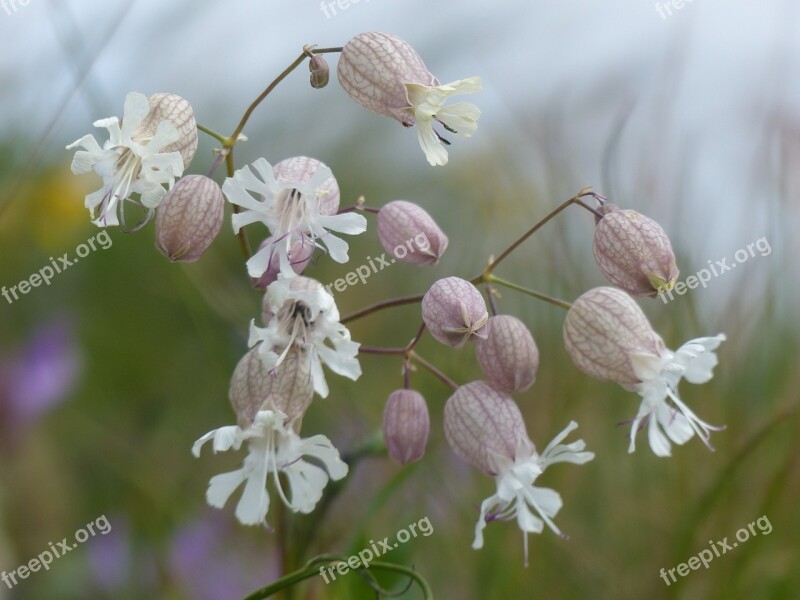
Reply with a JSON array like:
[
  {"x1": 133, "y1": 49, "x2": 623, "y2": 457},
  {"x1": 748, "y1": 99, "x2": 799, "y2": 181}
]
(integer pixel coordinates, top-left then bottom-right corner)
[
  {"x1": 473, "y1": 421, "x2": 594, "y2": 567},
  {"x1": 250, "y1": 276, "x2": 361, "y2": 398},
  {"x1": 337, "y1": 32, "x2": 482, "y2": 167},
  {"x1": 223, "y1": 157, "x2": 367, "y2": 278},
  {"x1": 405, "y1": 78, "x2": 482, "y2": 166},
  {"x1": 628, "y1": 334, "x2": 727, "y2": 457},
  {"x1": 66, "y1": 92, "x2": 186, "y2": 227},
  {"x1": 192, "y1": 409, "x2": 348, "y2": 526}
]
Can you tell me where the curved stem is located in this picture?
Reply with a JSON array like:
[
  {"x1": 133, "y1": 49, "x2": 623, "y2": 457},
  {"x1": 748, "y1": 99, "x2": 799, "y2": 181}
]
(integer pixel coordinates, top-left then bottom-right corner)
[
  {"x1": 242, "y1": 555, "x2": 432, "y2": 600},
  {"x1": 408, "y1": 350, "x2": 458, "y2": 390},
  {"x1": 360, "y1": 345, "x2": 406, "y2": 355},
  {"x1": 341, "y1": 293, "x2": 425, "y2": 324},
  {"x1": 485, "y1": 274, "x2": 571, "y2": 310},
  {"x1": 225, "y1": 149, "x2": 253, "y2": 261},
  {"x1": 484, "y1": 187, "x2": 595, "y2": 275},
  {"x1": 228, "y1": 47, "x2": 343, "y2": 145},
  {"x1": 197, "y1": 123, "x2": 228, "y2": 144}
]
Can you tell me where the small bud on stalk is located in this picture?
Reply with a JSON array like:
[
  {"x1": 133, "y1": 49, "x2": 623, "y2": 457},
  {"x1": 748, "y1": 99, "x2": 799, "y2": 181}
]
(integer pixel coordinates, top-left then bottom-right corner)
[{"x1": 308, "y1": 54, "x2": 330, "y2": 89}]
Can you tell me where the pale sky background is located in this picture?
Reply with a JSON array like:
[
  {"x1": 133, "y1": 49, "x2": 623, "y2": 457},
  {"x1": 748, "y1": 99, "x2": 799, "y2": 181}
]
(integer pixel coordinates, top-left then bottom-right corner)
[{"x1": 0, "y1": 0, "x2": 797, "y2": 321}]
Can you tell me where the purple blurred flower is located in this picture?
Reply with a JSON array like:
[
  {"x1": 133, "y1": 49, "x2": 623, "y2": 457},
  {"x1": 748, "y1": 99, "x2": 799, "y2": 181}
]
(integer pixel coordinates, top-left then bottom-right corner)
[{"x1": 0, "y1": 319, "x2": 81, "y2": 436}]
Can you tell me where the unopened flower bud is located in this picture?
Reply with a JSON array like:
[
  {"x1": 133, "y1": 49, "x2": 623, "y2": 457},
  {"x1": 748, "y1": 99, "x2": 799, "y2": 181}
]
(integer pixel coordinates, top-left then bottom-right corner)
[
  {"x1": 309, "y1": 54, "x2": 330, "y2": 89},
  {"x1": 134, "y1": 92, "x2": 198, "y2": 170},
  {"x1": 155, "y1": 175, "x2": 224, "y2": 262},
  {"x1": 475, "y1": 315, "x2": 539, "y2": 393},
  {"x1": 444, "y1": 381, "x2": 533, "y2": 476},
  {"x1": 382, "y1": 389, "x2": 430, "y2": 464},
  {"x1": 377, "y1": 200, "x2": 448, "y2": 266},
  {"x1": 563, "y1": 287, "x2": 664, "y2": 389},
  {"x1": 229, "y1": 346, "x2": 313, "y2": 431},
  {"x1": 422, "y1": 277, "x2": 488, "y2": 348},
  {"x1": 593, "y1": 208, "x2": 679, "y2": 297},
  {"x1": 253, "y1": 236, "x2": 315, "y2": 290}
]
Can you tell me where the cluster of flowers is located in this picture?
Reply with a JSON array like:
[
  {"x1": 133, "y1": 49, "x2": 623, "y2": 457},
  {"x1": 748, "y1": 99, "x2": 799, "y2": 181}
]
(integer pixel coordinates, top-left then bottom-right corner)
[{"x1": 66, "y1": 31, "x2": 725, "y2": 566}]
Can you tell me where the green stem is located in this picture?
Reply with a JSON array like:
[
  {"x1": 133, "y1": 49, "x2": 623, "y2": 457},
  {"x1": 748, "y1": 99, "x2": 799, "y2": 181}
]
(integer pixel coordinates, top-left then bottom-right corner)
[
  {"x1": 227, "y1": 46, "x2": 343, "y2": 147},
  {"x1": 485, "y1": 274, "x2": 571, "y2": 310},
  {"x1": 225, "y1": 149, "x2": 253, "y2": 261},
  {"x1": 408, "y1": 350, "x2": 458, "y2": 390},
  {"x1": 483, "y1": 187, "x2": 594, "y2": 275},
  {"x1": 242, "y1": 555, "x2": 432, "y2": 600},
  {"x1": 196, "y1": 123, "x2": 228, "y2": 144},
  {"x1": 341, "y1": 293, "x2": 425, "y2": 325}
]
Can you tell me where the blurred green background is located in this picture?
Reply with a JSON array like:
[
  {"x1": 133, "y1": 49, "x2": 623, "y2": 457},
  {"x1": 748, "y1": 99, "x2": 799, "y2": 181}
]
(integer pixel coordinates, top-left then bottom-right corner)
[{"x1": 1, "y1": 1, "x2": 798, "y2": 599}]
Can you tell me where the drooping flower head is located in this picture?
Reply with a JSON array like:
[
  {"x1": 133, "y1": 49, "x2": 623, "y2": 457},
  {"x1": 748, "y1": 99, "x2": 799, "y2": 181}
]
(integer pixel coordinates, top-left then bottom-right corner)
[
  {"x1": 193, "y1": 344, "x2": 346, "y2": 527},
  {"x1": 67, "y1": 92, "x2": 197, "y2": 227},
  {"x1": 563, "y1": 286, "x2": 726, "y2": 456},
  {"x1": 223, "y1": 157, "x2": 366, "y2": 278},
  {"x1": 249, "y1": 276, "x2": 361, "y2": 398},
  {"x1": 192, "y1": 409, "x2": 348, "y2": 527},
  {"x1": 444, "y1": 381, "x2": 594, "y2": 566},
  {"x1": 337, "y1": 32, "x2": 482, "y2": 166},
  {"x1": 422, "y1": 277, "x2": 489, "y2": 348},
  {"x1": 593, "y1": 206, "x2": 679, "y2": 297}
]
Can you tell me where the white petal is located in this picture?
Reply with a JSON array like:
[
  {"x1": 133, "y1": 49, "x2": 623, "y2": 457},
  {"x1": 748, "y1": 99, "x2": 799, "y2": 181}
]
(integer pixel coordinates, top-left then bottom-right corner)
[
  {"x1": 192, "y1": 425, "x2": 244, "y2": 456},
  {"x1": 657, "y1": 403, "x2": 694, "y2": 445},
  {"x1": 416, "y1": 120, "x2": 449, "y2": 166},
  {"x1": 235, "y1": 451, "x2": 271, "y2": 525},
  {"x1": 630, "y1": 352, "x2": 665, "y2": 382},
  {"x1": 317, "y1": 212, "x2": 367, "y2": 236},
  {"x1": 647, "y1": 415, "x2": 672, "y2": 457},
  {"x1": 120, "y1": 92, "x2": 150, "y2": 140},
  {"x1": 436, "y1": 102, "x2": 481, "y2": 137},
  {"x1": 206, "y1": 469, "x2": 246, "y2": 508},
  {"x1": 316, "y1": 343, "x2": 362, "y2": 381},
  {"x1": 295, "y1": 434, "x2": 349, "y2": 481},
  {"x1": 245, "y1": 244, "x2": 276, "y2": 278},
  {"x1": 281, "y1": 460, "x2": 329, "y2": 514},
  {"x1": 147, "y1": 120, "x2": 180, "y2": 154},
  {"x1": 472, "y1": 494, "x2": 502, "y2": 550}
]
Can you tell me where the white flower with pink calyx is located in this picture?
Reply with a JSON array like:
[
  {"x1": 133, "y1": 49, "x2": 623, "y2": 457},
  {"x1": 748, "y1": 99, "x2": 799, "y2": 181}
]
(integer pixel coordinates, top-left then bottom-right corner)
[
  {"x1": 563, "y1": 286, "x2": 726, "y2": 457},
  {"x1": 337, "y1": 32, "x2": 482, "y2": 166},
  {"x1": 192, "y1": 409, "x2": 347, "y2": 527},
  {"x1": 223, "y1": 156, "x2": 367, "y2": 279},
  {"x1": 249, "y1": 276, "x2": 361, "y2": 398},
  {"x1": 67, "y1": 92, "x2": 197, "y2": 228},
  {"x1": 444, "y1": 381, "x2": 594, "y2": 566}
]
